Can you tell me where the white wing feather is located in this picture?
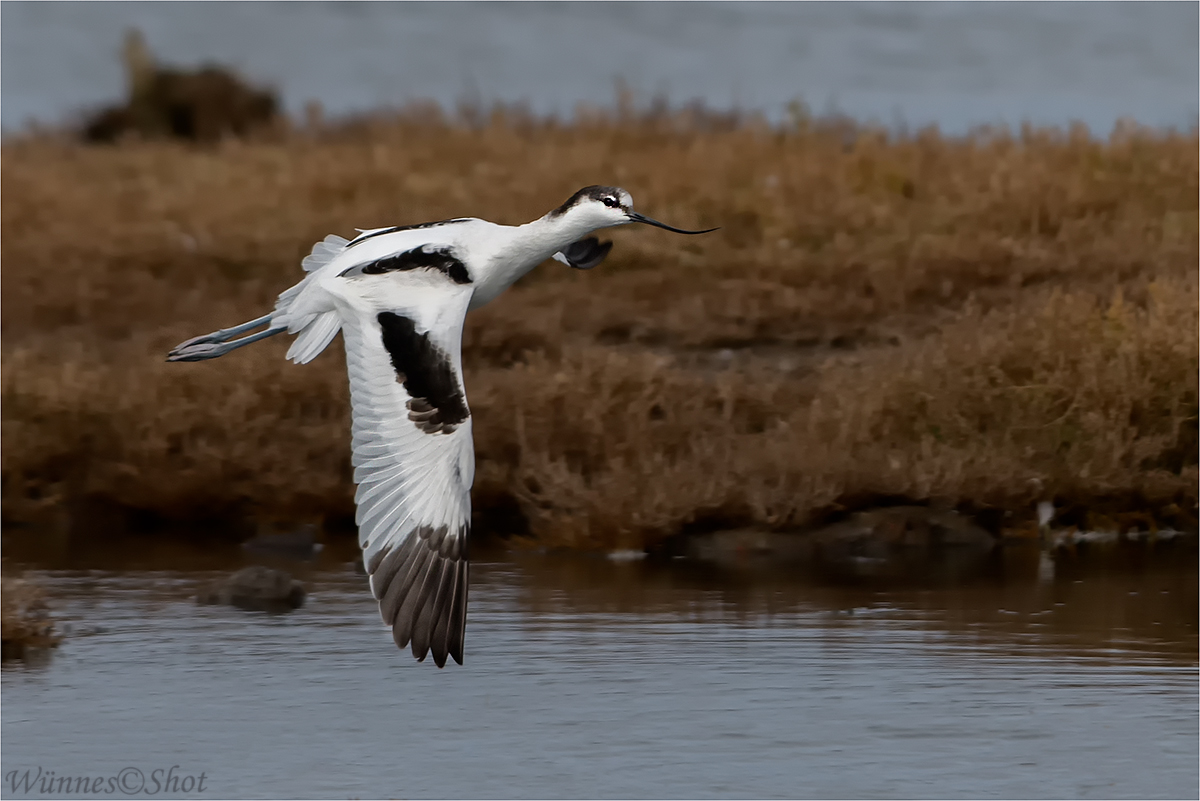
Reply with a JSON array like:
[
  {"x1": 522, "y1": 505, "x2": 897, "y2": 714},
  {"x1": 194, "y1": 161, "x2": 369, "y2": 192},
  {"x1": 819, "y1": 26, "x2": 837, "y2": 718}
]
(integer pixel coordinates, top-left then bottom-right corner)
[
  {"x1": 176, "y1": 224, "x2": 495, "y2": 667},
  {"x1": 286, "y1": 311, "x2": 341, "y2": 364},
  {"x1": 275, "y1": 234, "x2": 350, "y2": 363},
  {"x1": 341, "y1": 293, "x2": 474, "y2": 667},
  {"x1": 302, "y1": 234, "x2": 350, "y2": 271}
]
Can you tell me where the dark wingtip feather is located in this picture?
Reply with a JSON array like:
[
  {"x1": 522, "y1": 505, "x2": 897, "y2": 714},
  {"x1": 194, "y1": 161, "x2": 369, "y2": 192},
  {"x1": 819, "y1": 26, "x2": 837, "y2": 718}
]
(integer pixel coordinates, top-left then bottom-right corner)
[
  {"x1": 429, "y1": 566, "x2": 457, "y2": 668},
  {"x1": 448, "y1": 561, "x2": 468, "y2": 666},
  {"x1": 410, "y1": 558, "x2": 448, "y2": 662},
  {"x1": 403, "y1": 555, "x2": 443, "y2": 659},
  {"x1": 367, "y1": 524, "x2": 469, "y2": 667}
]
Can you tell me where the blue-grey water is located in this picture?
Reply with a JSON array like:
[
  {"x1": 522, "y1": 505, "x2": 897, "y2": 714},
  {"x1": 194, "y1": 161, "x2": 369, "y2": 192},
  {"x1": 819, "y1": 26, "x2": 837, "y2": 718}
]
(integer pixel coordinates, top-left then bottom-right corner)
[
  {"x1": 2, "y1": 543, "x2": 1197, "y2": 800},
  {"x1": 2, "y1": 1, "x2": 1197, "y2": 134}
]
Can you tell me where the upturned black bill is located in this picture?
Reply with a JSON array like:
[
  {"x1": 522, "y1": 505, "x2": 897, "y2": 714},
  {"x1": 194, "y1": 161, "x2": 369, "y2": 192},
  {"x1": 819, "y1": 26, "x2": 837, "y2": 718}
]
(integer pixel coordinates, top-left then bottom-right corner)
[{"x1": 627, "y1": 211, "x2": 718, "y2": 235}]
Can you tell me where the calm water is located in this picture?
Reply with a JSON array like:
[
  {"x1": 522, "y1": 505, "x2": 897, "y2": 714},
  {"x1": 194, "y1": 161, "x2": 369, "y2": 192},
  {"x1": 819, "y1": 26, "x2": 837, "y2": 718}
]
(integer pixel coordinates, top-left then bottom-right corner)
[
  {"x1": 2, "y1": 2, "x2": 1197, "y2": 134},
  {"x1": 3, "y1": 542, "x2": 1197, "y2": 799}
]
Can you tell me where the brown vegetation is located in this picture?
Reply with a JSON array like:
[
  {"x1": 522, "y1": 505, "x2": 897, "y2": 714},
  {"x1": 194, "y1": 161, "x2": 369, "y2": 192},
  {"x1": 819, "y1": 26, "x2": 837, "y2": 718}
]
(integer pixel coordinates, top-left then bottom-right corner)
[
  {"x1": 1, "y1": 570, "x2": 60, "y2": 659},
  {"x1": 2, "y1": 107, "x2": 1196, "y2": 550},
  {"x1": 82, "y1": 30, "x2": 279, "y2": 144}
]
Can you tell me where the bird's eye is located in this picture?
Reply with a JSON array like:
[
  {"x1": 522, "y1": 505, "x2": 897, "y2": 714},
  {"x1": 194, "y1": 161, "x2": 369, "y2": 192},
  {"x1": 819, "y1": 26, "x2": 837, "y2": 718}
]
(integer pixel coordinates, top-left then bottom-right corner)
[{"x1": 602, "y1": 196, "x2": 619, "y2": 208}]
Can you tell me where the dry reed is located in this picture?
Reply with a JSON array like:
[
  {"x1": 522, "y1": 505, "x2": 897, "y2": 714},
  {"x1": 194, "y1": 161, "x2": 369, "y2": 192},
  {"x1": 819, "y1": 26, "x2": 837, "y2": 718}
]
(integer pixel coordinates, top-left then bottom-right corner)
[{"x1": 3, "y1": 108, "x2": 1196, "y2": 548}]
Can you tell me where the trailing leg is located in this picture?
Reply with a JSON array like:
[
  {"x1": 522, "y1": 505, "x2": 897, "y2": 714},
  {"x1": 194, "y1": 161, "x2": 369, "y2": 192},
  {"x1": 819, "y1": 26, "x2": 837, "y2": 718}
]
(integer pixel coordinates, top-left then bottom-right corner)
[{"x1": 167, "y1": 315, "x2": 285, "y2": 361}]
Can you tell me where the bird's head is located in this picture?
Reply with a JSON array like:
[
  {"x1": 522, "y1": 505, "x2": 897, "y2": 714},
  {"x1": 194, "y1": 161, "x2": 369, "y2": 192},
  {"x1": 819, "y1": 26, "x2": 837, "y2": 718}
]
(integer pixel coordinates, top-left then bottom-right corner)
[{"x1": 549, "y1": 185, "x2": 717, "y2": 236}]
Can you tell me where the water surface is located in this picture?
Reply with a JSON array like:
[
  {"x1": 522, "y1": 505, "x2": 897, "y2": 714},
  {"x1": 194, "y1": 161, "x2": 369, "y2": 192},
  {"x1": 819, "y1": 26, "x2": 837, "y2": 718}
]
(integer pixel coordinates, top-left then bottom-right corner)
[
  {"x1": 3, "y1": 2, "x2": 1197, "y2": 133},
  {"x1": 3, "y1": 544, "x2": 1196, "y2": 799}
]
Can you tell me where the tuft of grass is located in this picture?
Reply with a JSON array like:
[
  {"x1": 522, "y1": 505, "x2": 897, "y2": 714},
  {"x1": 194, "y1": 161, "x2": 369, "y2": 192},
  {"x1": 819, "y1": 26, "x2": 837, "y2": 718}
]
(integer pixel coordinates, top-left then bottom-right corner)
[
  {"x1": 1, "y1": 569, "x2": 60, "y2": 659},
  {"x1": 2, "y1": 109, "x2": 1196, "y2": 548}
]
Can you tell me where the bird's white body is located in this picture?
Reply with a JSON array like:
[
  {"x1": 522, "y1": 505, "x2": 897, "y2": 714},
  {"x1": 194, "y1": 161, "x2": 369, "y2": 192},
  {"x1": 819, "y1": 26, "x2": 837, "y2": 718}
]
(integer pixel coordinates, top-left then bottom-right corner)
[
  {"x1": 168, "y1": 186, "x2": 713, "y2": 667},
  {"x1": 278, "y1": 211, "x2": 607, "y2": 348}
]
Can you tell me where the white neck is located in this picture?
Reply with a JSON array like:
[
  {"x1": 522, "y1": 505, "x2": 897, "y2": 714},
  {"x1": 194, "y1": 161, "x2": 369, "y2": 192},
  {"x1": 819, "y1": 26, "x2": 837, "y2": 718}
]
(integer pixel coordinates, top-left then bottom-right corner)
[{"x1": 469, "y1": 210, "x2": 605, "y2": 309}]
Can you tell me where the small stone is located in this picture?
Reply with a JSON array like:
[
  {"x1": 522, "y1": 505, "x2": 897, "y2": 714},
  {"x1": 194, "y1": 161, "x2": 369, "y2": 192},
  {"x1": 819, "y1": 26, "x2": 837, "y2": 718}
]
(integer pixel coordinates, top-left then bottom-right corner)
[{"x1": 197, "y1": 566, "x2": 306, "y2": 613}]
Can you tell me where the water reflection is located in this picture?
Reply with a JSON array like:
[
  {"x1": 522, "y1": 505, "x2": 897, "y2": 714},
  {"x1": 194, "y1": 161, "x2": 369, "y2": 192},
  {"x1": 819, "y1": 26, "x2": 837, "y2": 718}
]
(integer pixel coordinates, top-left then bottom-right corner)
[
  {"x1": 502, "y1": 545, "x2": 1197, "y2": 665},
  {"x1": 5, "y1": 529, "x2": 1197, "y2": 666}
]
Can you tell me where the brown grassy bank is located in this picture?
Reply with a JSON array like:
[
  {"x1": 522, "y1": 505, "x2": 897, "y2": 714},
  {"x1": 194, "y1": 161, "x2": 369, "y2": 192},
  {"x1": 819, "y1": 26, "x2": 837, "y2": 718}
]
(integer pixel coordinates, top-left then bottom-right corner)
[{"x1": 3, "y1": 110, "x2": 1197, "y2": 549}]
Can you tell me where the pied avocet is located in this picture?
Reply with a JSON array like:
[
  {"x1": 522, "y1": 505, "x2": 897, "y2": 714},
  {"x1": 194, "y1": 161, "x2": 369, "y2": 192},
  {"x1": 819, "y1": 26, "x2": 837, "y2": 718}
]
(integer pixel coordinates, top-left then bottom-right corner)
[{"x1": 168, "y1": 186, "x2": 715, "y2": 667}]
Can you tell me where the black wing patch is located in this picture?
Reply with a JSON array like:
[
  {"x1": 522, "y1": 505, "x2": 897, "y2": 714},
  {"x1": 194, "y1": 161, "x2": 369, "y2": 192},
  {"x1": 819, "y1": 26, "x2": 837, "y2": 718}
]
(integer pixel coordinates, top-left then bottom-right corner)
[
  {"x1": 347, "y1": 219, "x2": 471, "y2": 248},
  {"x1": 377, "y1": 312, "x2": 470, "y2": 434},
  {"x1": 367, "y1": 524, "x2": 469, "y2": 667},
  {"x1": 342, "y1": 245, "x2": 471, "y2": 284},
  {"x1": 559, "y1": 237, "x2": 612, "y2": 270}
]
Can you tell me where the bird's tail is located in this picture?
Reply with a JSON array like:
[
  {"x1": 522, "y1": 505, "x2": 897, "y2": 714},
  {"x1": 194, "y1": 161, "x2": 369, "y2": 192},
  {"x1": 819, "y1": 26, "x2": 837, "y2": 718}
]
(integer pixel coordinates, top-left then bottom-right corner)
[
  {"x1": 273, "y1": 234, "x2": 348, "y2": 364},
  {"x1": 167, "y1": 234, "x2": 349, "y2": 364}
]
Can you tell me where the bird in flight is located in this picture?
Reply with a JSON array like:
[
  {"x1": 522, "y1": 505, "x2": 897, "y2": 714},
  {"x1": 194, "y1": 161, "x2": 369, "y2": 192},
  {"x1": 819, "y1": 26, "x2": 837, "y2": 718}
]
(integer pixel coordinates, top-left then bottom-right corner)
[{"x1": 168, "y1": 186, "x2": 715, "y2": 667}]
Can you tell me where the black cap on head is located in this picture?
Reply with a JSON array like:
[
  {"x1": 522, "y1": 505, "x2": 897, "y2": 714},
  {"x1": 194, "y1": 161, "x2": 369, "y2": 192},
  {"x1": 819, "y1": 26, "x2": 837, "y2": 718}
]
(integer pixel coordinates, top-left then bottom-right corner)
[{"x1": 549, "y1": 185, "x2": 624, "y2": 217}]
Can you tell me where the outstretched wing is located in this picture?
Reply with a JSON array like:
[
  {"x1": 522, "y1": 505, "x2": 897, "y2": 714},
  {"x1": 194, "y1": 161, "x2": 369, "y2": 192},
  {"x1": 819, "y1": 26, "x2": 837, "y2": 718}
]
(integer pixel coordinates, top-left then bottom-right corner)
[{"x1": 343, "y1": 288, "x2": 475, "y2": 668}]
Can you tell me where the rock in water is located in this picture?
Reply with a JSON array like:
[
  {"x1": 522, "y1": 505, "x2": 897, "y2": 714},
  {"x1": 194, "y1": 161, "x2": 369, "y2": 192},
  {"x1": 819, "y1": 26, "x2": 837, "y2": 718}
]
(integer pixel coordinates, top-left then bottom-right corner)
[
  {"x1": 197, "y1": 566, "x2": 306, "y2": 613},
  {"x1": 241, "y1": 523, "x2": 324, "y2": 561}
]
